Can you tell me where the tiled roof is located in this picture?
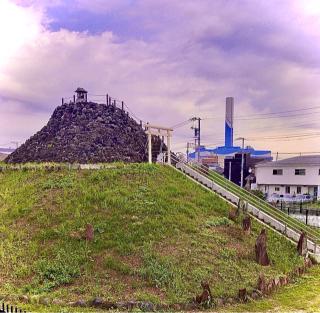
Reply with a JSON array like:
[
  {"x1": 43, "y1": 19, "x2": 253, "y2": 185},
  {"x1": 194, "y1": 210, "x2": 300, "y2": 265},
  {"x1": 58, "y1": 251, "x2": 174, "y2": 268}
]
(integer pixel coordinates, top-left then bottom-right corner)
[
  {"x1": 256, "y1": 155, "x2": 320, "y2": 167},
  {"x1": 75, "y1": 87, "x2": 88, "y2": 93}
]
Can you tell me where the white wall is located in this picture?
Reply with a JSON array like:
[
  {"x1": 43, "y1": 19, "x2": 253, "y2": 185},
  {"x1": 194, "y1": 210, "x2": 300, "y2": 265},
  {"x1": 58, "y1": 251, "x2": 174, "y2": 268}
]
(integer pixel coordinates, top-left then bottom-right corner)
[
  {"x1": 258, "y1": 184, "x2": 311, "y2": 195},
  {"x1": 256, "y1": 166, "x2": 320, "y2": 186}
]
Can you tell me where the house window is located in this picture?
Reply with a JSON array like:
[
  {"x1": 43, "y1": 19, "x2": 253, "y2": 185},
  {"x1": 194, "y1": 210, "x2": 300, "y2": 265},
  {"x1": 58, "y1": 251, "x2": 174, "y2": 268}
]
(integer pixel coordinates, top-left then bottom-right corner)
[
  {"x1": 275, "y1": 186, "x2": 280, "y2": 191},
  {"x1": 285, "y1": 186, "x2": 290, "y2": 194},
  {"x1": 297, "y1": 186, "x2": 302, "y2": 194},
  {"x1": 273, "y1": 169, "x2": 283, "y2": 175},
  {"x1": 295, "y1": 169, "x2": 306, "y2": 175}
]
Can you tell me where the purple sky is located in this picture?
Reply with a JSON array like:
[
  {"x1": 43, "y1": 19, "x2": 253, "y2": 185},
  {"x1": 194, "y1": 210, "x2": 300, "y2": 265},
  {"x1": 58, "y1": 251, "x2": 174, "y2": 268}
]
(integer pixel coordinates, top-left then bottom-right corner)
[{"x1": 1, "y1": 0, "x2": 320, "y2": 154}]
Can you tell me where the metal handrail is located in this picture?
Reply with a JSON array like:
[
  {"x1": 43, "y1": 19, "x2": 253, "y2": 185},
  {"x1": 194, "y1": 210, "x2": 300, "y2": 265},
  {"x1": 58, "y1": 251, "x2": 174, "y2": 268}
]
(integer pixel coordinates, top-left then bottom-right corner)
[{"x1": 168, "y1": 153, "x2": 320, "y2": 244}]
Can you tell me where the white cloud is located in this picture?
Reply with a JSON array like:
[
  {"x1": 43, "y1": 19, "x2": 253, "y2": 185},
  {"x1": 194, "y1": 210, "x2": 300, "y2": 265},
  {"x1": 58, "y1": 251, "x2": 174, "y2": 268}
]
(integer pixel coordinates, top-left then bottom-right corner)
[{"x1": 0, "y1": 0, "x2": 320, "y2": 154}]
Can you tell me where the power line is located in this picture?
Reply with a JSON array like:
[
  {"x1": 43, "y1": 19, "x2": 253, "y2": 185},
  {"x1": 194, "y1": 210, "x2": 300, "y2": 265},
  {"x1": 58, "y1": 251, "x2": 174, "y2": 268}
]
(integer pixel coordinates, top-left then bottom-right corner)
[
  {"x1": 271, "y1": 152, "x2": 320, "y2": 155},
  {"x1": 235, "y1": 105, "x2": 320, "y2": 117},
  {"x1": 201, "y1": 104, "x2": 320, "y2": 120},
  {"x1": 171, "y1": 119, "x2": 192, "y2": 129},
  {"x1": 246, "y1": 132, "x2": 320, "y2": 140},
  {"x1": 203, "y1": 110, "x2": 320, "y2": 121}
]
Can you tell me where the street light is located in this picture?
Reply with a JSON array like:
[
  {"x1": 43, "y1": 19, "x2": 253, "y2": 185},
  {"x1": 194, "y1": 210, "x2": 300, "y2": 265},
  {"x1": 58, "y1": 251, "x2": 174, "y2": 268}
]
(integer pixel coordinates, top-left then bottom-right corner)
[{"x1": 236, "y1": 137, "x2": 245, "y2": 188}]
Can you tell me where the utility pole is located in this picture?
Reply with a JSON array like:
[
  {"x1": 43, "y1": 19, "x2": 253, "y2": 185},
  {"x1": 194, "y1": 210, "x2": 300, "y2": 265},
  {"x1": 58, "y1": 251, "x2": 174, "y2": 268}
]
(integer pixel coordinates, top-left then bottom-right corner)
[
  {"x1": 186, "y1": 142, "x2": 195, "y2": 163},
  {"x1": 228, "y1": 161, "x2": 232, "y2": 181},
  {"x1": 236, "y1": 137, "x2": 245, "y2": 188},
  {"x1": 187, "y1": 142, "x2": 189, "y2": 162},
  {"x1": 191, "y1": 117, "x2": 201, "y2": 163},
  {"x1": 198, "y1": 118, "x2": 201, "y2": 163}
]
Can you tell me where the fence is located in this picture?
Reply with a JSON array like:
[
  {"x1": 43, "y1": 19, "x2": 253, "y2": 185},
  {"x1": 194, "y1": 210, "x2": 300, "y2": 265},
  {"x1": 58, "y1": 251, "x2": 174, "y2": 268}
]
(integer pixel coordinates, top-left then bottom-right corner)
[
  {"x1": 61, "y1": 93, "x2": 145, "y2": 128},
  {"x1": 0, "y1": 302, "x2": 26, "y2": 313},
  {"x1": 168, "y1": 152, "x2": 320, "y2": 248},
  {"x1": 275, "y1": 201, "x2": 320, "y2": 226}
]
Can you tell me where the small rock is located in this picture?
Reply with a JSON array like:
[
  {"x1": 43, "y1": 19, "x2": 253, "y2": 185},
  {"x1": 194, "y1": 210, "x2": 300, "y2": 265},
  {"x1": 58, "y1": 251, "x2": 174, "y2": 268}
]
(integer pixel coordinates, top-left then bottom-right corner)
[
  {"x1": 226, "y1": 297, "x2": 235, "y2": 304},
  {"x1": 19, "y1": 295, "x2": 29, "y2": 303},
  {"x1": 251, "y1": 292, "x2": 259, "y2": 300},
  {"x1": 39, "y1": 297, "x2": 50, "y2": 306},
  {"x1": 216, "y1": 298, "x2": 224, "y2": 307},
  {"x1": 102, "y1": 301, "x2": 117, "y2": 310},
  {"x1": 184, "y1": 303, "x2": 199, "y2": 310},
  {"x1": 138, "y1": 301, "x2": 155, "y2": 312},
  {"x1": 305, "y1": 257, "x2": 313, "y2": 268},
  {"x1": 90, "y1": 297, "x2": 104, "y2": 307},
  {"x1": 195, "y1": 281, "x2": 212, "y2": 305},
  {"x1": 52, "y1": 298, "x2": 64, "y2": 306},
  {"x1": 266, "y1": 280, "x2": 274, "y2": 294},
  {"x1": 116, "y1": 301, "x2": 132, "y2": 310},
  {"x1": 238, "y1": 288, "x2": 247, "y2": 302},
  {"x1": 171, "y1": 304, "x2": 181, "y2": 310},
  {"x1": 257, "y1": 273, "x2": 266, "y2": 293},
  {"x1": 74, "y1": 299, "x2": 86, "y2": 307}
]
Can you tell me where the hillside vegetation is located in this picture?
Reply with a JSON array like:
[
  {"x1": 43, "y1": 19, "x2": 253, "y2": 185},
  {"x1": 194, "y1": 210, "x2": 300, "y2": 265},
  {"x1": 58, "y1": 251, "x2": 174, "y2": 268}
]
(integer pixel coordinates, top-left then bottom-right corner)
[{"x1": 0, "y1": 164, "x2": 304, "y2": 307}]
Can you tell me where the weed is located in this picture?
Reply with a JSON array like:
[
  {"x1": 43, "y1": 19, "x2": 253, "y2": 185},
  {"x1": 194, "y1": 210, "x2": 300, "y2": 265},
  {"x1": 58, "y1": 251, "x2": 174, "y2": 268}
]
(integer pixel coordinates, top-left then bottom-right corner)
[
  {"x1": 104, "y1": 256, "x2": 133, "y2": 275},
  {"x1": 41, "y1": 176, "x2": 74, "y2": 190},
  {"x1": 206, "y1": 216, "x2": 233, "y2": 227}
]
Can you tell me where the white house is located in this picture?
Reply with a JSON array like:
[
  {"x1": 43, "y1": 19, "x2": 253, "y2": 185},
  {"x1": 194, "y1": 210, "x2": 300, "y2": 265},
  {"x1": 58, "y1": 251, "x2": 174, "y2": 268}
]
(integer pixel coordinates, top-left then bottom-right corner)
[{"x1": 255, "y1": 155, "x2": 320, "y2": 200}]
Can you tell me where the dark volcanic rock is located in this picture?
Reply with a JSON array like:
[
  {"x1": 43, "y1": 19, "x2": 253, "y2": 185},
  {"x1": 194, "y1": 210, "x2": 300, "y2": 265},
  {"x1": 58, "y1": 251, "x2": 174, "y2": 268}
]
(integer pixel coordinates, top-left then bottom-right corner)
[{"x1": 6, "y1": 102, "x2": 164, "y2": 163}]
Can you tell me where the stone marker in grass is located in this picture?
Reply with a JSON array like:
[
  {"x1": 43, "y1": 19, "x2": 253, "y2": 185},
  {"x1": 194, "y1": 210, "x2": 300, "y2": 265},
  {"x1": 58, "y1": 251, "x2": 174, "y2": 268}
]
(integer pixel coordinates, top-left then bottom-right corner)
[
  {"x1": 297, "y1": 231, "x2": 307, "y2": 256},
  {"x1": 242, "y1": 215, "x2": 251, "y2": 235},
  {"x1": 85, "y1": 224, "x2": 94, "y2": 241},
  {"x1": 255, "y1": 229, "x2": 270, "y2": 266}
]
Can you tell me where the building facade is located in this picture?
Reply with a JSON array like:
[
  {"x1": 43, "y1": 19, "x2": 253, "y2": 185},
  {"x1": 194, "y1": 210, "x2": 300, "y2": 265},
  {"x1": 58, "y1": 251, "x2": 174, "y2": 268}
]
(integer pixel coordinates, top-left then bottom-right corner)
[
  {"x1": 255, "y1": 155, "x2": 320, "y2": 200},
  {"x1": 188, "y1": 97, "x2": 272, "y2": 166}
]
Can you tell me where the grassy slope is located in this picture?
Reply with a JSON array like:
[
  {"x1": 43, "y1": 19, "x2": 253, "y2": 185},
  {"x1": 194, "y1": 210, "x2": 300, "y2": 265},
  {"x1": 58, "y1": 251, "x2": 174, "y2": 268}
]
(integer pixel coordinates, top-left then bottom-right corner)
[
  {"x1": 0, "y1": 164, "x2": 304, "y2": 306},
  {"x1": 223, "y1": 265, "x2": 320, "y2": 312}
]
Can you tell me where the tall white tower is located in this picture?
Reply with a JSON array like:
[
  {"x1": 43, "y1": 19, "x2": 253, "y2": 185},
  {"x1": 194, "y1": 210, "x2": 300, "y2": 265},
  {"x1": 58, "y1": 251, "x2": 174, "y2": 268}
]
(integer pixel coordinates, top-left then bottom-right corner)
[{"x1": 225, "y1": 97, "x2": 234, "y2": 147}]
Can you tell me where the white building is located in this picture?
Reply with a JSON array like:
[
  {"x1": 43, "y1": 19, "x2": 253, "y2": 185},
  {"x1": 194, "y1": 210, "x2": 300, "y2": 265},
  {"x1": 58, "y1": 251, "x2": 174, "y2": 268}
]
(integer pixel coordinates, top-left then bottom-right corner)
[{"x1": 255, "y1": 155, "x2": 320, "y2": 200}]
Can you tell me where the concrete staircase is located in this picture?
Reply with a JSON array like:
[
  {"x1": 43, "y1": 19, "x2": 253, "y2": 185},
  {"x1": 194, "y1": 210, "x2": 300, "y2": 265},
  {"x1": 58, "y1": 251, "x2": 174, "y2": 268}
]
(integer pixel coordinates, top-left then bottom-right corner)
[{"x1": 169, "y1": 154, "x2": 320, "y2": 256}]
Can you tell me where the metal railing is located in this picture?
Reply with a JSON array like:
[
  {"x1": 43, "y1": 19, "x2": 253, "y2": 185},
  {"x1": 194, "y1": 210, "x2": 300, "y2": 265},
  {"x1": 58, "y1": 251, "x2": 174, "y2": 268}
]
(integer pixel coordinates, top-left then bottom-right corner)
[
  {"x1": 0, "y1": 302, "x2": 27, "y2": 313},
  {"x1": 168, "y1": 153, "x2": 320, "y2": 245}
]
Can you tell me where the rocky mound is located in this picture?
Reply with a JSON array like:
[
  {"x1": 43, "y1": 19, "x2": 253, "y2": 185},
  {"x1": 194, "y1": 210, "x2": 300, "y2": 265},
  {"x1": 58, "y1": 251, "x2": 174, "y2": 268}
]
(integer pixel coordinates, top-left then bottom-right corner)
[{"x1": 6, "y1": 102, "x2": 162, "y2": 164}]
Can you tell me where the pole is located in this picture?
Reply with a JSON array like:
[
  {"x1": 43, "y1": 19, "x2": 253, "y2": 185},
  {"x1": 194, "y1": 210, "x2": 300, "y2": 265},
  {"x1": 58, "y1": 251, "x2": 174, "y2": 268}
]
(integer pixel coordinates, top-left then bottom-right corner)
[
  {"x1": 61, "y1": 98, "x2": 64, "y2": 105},
  {"x1": 305, "y1": 209, "x2": 308, "y2": 224},
  {"x1": 148, "y1": 127, "x2": 152, "y2": 164},
  {"x1": 240, "y1": 137, "x2": 245, "y2": 188},
  {"x1": 228, "y1": 161, "x2": 232, "y2": 181},
  {"x1": 187, "y1": 143, "x2": 189, "y2": 162},
  {"x1": 167, "y1": 130, "x2": 171, "y2": 165},
  {"x1": 106, "y1": 94, "x2": 108, "y2": 105},
  {"x1": 198, "y1": 118, "x2": 201, "y2": 163}
]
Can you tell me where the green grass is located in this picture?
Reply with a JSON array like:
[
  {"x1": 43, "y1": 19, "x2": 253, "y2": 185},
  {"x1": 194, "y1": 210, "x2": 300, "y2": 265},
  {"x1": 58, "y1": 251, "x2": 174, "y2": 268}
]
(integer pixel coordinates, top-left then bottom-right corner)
[
  {"x1": 192, "y1": 163, "x2": 320, "y2": 241},
  {"x1": 0, "y1": 163, "x2": 305, "y2": 308},
  {"x1": 222, "y1": 265, "x2": 320, "y2": 312}
]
